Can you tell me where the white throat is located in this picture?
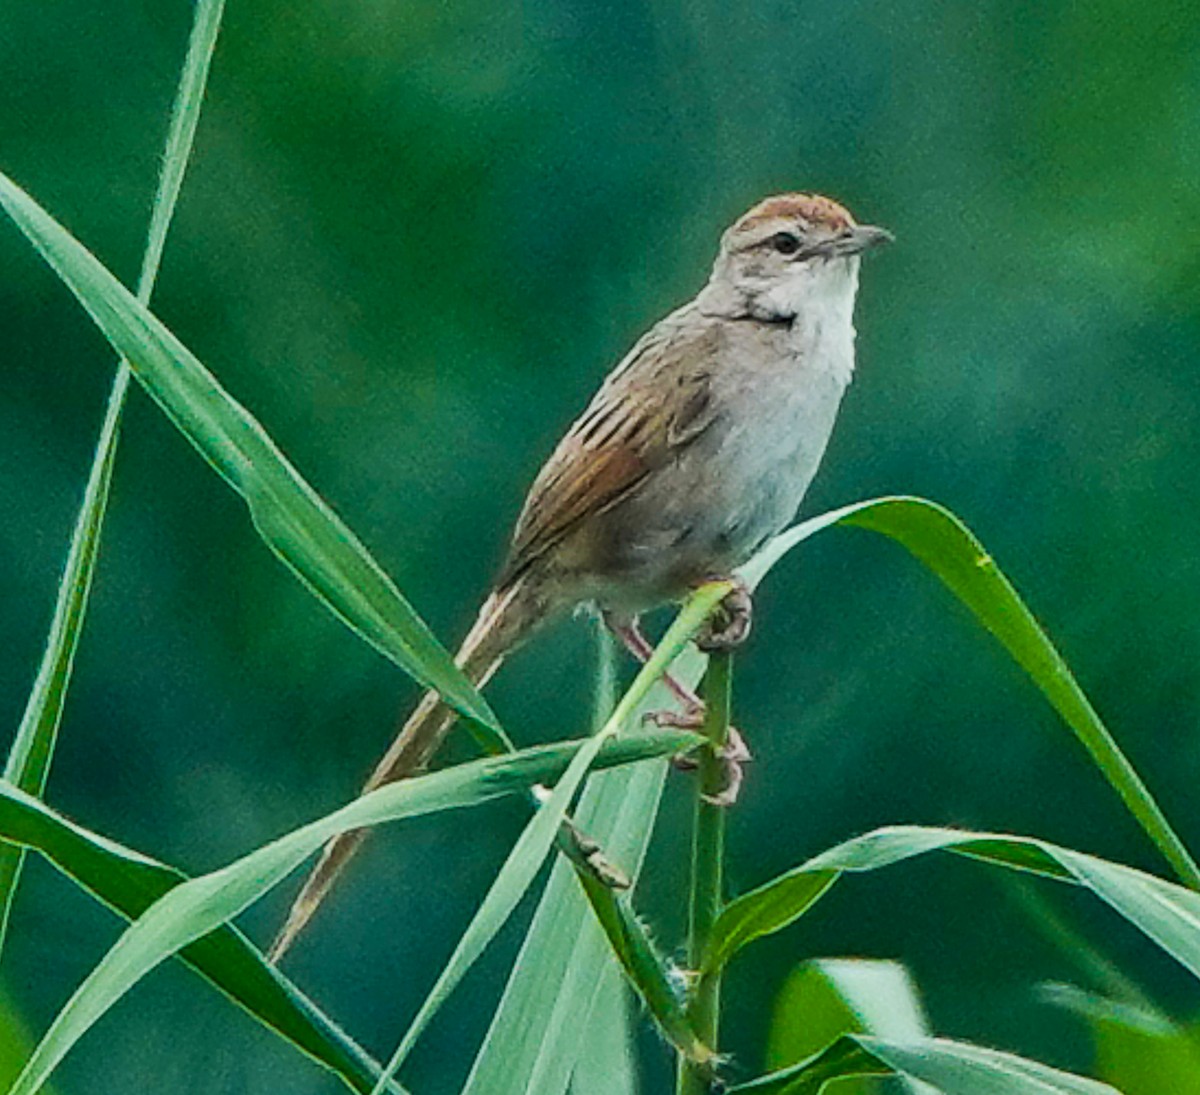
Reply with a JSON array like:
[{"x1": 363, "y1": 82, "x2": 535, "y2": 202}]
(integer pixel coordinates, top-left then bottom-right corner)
[
  {"x1": 778, "y1": 257, "x2": 861, "y2": 387},
  {"x1": 696, "y1": 254, "x2": 862, "y2": 386}
]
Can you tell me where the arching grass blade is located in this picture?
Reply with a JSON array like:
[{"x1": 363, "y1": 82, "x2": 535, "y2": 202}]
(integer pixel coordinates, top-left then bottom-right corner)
[
  {"x1": 3, "y1": 729, "x2": 696, "y2": 1095},
  {"x1": 704, "y1": 825, "x2": 1200, "y2": 981},
  {"x1": 0, "y1": 781, "x2": 393, "y2": 1094},
  {"x1": 730, "y1": 1034, "x2": 1117, "y2": 1094},
  {"x1": 742, "y1": 496, "x2": 1200, "y2": 890},
  {"x1": 0, "y1": 170, "x2": 505, "y2": 749}
]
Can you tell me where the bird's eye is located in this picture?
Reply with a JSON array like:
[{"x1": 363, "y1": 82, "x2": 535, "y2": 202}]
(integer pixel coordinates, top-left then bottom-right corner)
[{"x1": 770, "y1": 232, "x2": 801, "y2": 255}]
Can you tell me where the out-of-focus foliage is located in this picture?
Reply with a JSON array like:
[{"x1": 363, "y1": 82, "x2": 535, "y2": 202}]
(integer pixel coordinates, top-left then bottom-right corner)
[
  {"x1": 0, "y1": 990, "x2": 56, "y2": 1095},
  {"x1": 1, "y1": 1, "x2": 1198, "y2": 1091},
  {"x1": 766, "y1": 959, "x2": 931, "y2": 1094},
  {"x1": 1045, "y1": 984, "x2": 1200, "y2": 1094}
]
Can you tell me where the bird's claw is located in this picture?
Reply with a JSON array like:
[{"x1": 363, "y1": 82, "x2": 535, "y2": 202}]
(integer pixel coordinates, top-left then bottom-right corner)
[
  {"x1": 702, "y1": 726, "x2": 751, "y2": 806},
  {"x1": 696, "y1": 579, "x2": 753, "y2": 652},
  {"x1": 644, "y1": 708, "x2": 751, "y2": 804}
]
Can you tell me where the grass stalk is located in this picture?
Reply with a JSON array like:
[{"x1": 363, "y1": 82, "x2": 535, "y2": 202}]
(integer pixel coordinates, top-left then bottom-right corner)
[{"x1": 678, "y1": 650, "x2": 734, "y2": 1094}]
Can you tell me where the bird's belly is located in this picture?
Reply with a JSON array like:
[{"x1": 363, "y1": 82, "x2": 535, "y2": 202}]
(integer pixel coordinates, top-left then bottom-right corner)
[{"x1": 582, "y1": 365, "x2": 848, "y2": 614}]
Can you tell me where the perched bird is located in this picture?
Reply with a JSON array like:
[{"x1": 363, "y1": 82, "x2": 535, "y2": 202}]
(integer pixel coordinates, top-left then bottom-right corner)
[{"x1": 270, "y1": 192, "x2": 890, "y2": 959}]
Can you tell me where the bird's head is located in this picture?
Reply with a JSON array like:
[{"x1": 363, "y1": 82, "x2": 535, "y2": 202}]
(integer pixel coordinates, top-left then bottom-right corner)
[{"x1": 704, "y1": 193, "x2": 891, "y2": 322}]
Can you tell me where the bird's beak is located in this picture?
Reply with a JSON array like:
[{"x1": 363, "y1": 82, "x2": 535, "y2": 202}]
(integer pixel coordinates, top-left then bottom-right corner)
[{"x1": 829, "y1": 224, "x2": 894, "y2": 257}]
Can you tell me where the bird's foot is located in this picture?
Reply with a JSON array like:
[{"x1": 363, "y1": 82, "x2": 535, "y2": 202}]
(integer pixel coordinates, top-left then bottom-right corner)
[
  {"x1": 644, "y1": 709, "x2": 751, "y2": 806},
  {"x1": 695, "y1": 577, "x2": 753, "y2": 652},
  {"x1": 608, "y1": 609, "x2": 750, "y2": 802}
]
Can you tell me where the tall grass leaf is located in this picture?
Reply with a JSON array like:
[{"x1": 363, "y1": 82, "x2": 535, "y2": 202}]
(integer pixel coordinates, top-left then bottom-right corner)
[
  {"x1": 730, "y1": 1034, "x2": 1117, "y2": 1094},
  {"x1": 569, "y1": 966, "x2": 638, "y2": 1095},
  {"x1": 575, "y1": 869, "x2": 698, "y2": 1064},
  {"x1": 741, "y1": 496, "x2": 1200, "y2": 890},
  {"x1": 704, "y1": 825, "x2": 1200, "y2": 981},
  {"x1": 0, "y1": 171, "x2": 506, "y2": 750},
  {"x1": 0, "y1": 781, "x2": 396, "y2": 1094},
  {"x1": 566, "y1": 623, "x2": 694, "y2": 1080},
  {"x1": 366, "y1": 588, "x2": 728, "y2": 1095},
  {"x1": 4, "y1": 730, "x2": 697, "y2": 1095},
  {"x1": 462, "y1": 632, "x2": 710, "y2": 1095},
  {"x1": 462, "y1": 735, "x2": 676, "y2": 1094},
  {"x1": 0, "y1": 0, "x2": 226, "y2": 956}
]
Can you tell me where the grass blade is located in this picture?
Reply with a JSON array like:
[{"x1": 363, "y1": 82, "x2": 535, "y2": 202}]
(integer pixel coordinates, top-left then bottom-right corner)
[
  {"x1": 461, "y1": 738, "x2": 677, "y2": 1093},
  {"x1": 0, "y1": 781, "x2": 398, "y2": 1094},
  {"x1": 462, "y1": 622, "x2": 713, "y2": 1095},
  {"x1": 562, "y1": 624, "x2": 708, "y2": 1078},
  {"x1": 367, "y1": 589, "x2": 728, "y2": 1094},
  {"x1": 730, "y1": 1034, "x2": 1117, "y2": 1094},
  {"x1": 742, "y1": 495, "x2": 1200, "y2": 890},
  {"x1": 575, "y1": 869, "x2": 698, "y2": 1067},
  {"x1": 0, "y1": 171, "x2": 506, "y2": 750},
  {"x1": 704, "y1": 825, "x2": 1200, "y2": 983},
  {"x1": 0, "y1": 0, "x2": 226, "y2": 955},
  {"x1": 569, "y1": 967, "x2": 638, "y2": 1095},
  {"x1": 4, "y1": 729, "x2": 696, "y2": 1095}
]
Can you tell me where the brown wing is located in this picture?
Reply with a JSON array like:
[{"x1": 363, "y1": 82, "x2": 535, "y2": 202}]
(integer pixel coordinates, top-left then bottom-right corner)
[{"x1": 496, "y1": 316, "x2": 722, "y2": 587}]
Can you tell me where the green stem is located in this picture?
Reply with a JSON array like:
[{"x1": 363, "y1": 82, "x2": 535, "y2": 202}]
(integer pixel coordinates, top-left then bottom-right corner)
[{"x1": 678, "y1": 651, "x2": 733, "y2": 1094}]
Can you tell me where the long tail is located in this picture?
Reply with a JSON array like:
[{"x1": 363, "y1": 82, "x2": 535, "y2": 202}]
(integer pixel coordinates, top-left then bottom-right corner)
[{"x1": 269, "y1": 579, "x2": 534, "y2": 962}]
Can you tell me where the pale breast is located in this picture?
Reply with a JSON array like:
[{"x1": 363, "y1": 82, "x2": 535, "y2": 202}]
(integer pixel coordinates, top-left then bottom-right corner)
[
  {"x1": 580, "y1": 308, "x2": 855, "y2": 614},
  {"x1": 686, "y1": 317, "x2": 853, "y2": 564}
]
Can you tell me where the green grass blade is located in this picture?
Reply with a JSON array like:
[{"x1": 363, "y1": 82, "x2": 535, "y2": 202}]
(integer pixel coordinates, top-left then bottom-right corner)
[
  {"x1": 742, "y1": 495, "x2": 1200, "y2": 890},
  {"x1": 569, "y1": 967, "x2": 638, "y2": 1095},
  {"x1": 3, "y1": 730, "x2": 695, "y2": 1095},
  {"x1": 704, "y1": 825, "x2": 1200, "y2": 983},
  {"x1": 551, "y1": 621, "x2": 696, "y2": 1067},
  {"x1": 462, "y1": 627, "x2": 712, "y2": 1095},
  {"x1": 367, "y1": 589, "x2": 728, "y2": 1094},
  {"x1": 0, "y1": 0, "x2": 226, "y2": 956},
  {"x1": 0, "y1": 171, "x2": 506, "y2": 750},
  {"x1": 730, "y1": 1034, "x2": 1117, "y2": 1094},
  {"x1": 461, "y1": 741, "x2": 676, "y2": 1093},
  {"x1": 0, "y1": 781, "x2": 394, "y2": 1093},
  {"x1": 576, "y1": 869, "x2": 698, "y2": 1064},
  {"x1": 135, "y1": 0, "x2": 226, "y2": 296}
]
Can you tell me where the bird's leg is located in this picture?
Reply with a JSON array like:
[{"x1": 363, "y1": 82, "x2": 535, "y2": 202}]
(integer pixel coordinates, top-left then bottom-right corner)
[
  {"x1": 602, "y1": 611, "x2": 750, "y2": 805},
  {"x1": 603, "y1": 613, "x2": 707, "y2": 716}
]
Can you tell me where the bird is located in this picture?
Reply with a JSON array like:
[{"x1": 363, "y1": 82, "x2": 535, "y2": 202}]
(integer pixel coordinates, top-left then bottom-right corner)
[{"x1": 269, "y1": 192, "x2": 890, "y2": 960}]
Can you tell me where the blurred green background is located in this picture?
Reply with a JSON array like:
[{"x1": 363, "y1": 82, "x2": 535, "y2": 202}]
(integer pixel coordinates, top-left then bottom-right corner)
[{"x1": 2, "y1": 0, "x2": 1199, "y2": 1091}]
